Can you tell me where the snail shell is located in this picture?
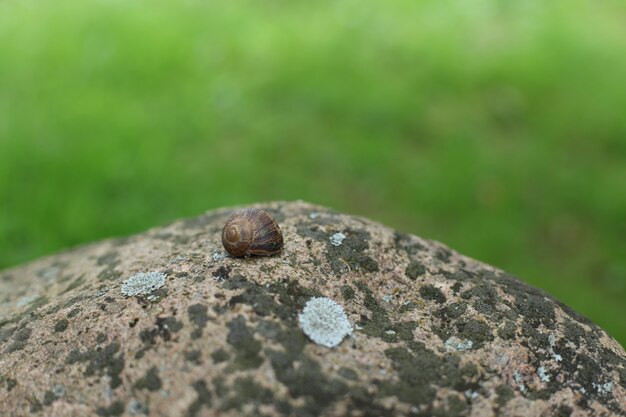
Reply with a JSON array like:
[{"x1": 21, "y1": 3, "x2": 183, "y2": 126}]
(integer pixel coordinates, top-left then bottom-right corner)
[{"x1": 222, "y1": 208, "x2": 284, "y2": 257}]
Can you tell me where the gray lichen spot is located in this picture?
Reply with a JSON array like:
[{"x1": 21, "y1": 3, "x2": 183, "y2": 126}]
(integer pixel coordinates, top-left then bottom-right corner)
[
  {"x1": 593, "y1": 381, "x2": 613, "y2": 396},
  {"x1": 465, "y1": 389, "x2": 479, "y2": 400},
  {"x1": 298, "y1": 297, "x2": 352, "y2": 348},
  {"x1": 121, "y1": 272, "x2": 166, "y2": 297},
  {"x1": 329, "y1": 232, "x2": 347, "y2": 247},
  {"x1": 16, "y1": 294, "x2": 39, "y2": 308},
  {"x1": 127, "y1": 399, "x2": 148, "y2": 415},
  {"x1": 52, "y1": 384, "x2": 65, "y2": 398},
  {"x1": 211, "y1": 252, "x2": 227, "y2": 262},
  {"x1": 548, "y1": 333, "x2": 563, "y2": 362},
  {"x1": 514, "y1": 370, "x2": 527, "y2": 393},
  {"x1": 444, "y1": 336, "x2": 473, "y2": 352},
  {"x1": 537, "y1": 366, "x2": 550, "y2": 382},
  {"x1": 38, "y1": 265, "x2": 62, "y2": 281}
]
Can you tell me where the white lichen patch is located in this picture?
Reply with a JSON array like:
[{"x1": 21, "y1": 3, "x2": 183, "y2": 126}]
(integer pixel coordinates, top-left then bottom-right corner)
[
  {"x1": 538, "y1": 366, "x2": 550, "y2": 382},
  {"x1": 39, "y1": 266, "x2": 61, "y2": 281},
  {"x1": 548, "y1": 333, "x2": 557, "y2": 346},
  {"x1": 464, "y1": 390, "x2": 479, "y2": 400},
  {"x1": 128, "y1": 398, "x2": 149, "y2": 415},
  {"x1": 444, "y1": 337, "x2": 473, "y2": 352},
  {"x1": 212, "y1": 251, "x2": 227, "y2": 261},
  {"x1": 16, "y1": 294, "x2": 39, "y2": 308},
  {"x1": 547, "y1": 333, "x2": 563, "y2": 362},
  {"x1": 52, "y1": 384, "x2": 65, "y2": 398},
  {"x1": 593, "y1": 382, "x2": 613, "y2": 396},
  {"x1": 121, "y1": 272, "x2": 166, "y2": 297},
  {"x1": 298, "y1": 297, "x2": 353, "y2": 348},
  {"x1": 329, "y1": 232, "x2": 347, "y2": 246},
  {"x1": 514, "y1": 371, "x2": 527, "y2": 393}
]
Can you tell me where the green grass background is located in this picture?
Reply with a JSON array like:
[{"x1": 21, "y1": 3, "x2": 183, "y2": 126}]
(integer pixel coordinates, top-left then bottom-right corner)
[{"x1": 0, "y1": 0, "x2": 624, "y2": 345}]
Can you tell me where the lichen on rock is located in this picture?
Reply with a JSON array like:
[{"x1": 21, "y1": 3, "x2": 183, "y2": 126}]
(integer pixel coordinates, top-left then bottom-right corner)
[
  {"x1": 0, "y1": 201, "x2": 624, "y2": 417},
  {"x1": 298, "y1": 297, "x2": 353, "y2": 348},
  {"x1": 444, "y1": 336, "x2": 473, "y2": 352},
  {"x1": 120, "y1": 272, "x2": 166, "y2": 297},
  {"x1": 329, "y1": 232, "x2": 347, "y2": 247}
]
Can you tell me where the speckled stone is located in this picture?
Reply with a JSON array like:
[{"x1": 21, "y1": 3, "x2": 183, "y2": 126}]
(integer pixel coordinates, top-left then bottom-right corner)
[{"x1": 0, "y1": 201, "x2": 624, "y2": 417}]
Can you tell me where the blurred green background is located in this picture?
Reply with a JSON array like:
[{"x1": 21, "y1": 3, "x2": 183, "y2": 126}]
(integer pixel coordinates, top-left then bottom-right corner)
[{"x1": 0, "y1": 0, "x2": 624, "y2": 345}]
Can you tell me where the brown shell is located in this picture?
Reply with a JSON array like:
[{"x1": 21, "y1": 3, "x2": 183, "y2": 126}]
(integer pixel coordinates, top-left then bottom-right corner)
[{"x1": 221, "y1": 208, "x2": 284, "y2": 257}]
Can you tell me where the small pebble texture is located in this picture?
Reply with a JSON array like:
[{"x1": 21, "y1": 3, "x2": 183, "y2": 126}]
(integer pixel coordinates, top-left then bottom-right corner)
[{"x1": 0, "y1": 201, "x2": 624, "y2": 417}]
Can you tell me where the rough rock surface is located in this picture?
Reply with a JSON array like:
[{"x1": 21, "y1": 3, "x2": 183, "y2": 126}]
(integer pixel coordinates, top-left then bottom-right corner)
[{"x1": 0, "y1": 201, "x2": 624, "y2": 417}]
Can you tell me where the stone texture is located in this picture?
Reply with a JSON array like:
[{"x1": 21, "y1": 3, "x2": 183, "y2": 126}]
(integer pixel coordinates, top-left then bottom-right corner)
[{"x1": 0, "y1": 201, "x2": 624, "y2": 417}]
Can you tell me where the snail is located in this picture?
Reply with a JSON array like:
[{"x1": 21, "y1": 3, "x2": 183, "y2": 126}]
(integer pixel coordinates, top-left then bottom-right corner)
[{"x1": 221, "y1": 208, "x2": 284, "y2": 257}]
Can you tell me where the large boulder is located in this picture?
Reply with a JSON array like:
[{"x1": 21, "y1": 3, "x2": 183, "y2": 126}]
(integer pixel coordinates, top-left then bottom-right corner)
[{"x1": 0, "y1": 201, "x2": 624, "y2": 417}]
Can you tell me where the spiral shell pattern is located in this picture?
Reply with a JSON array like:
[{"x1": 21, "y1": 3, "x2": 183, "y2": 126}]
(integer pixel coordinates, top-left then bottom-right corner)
[{"x1": 221, "y1": 208, "x2": 283, "y2": 257}]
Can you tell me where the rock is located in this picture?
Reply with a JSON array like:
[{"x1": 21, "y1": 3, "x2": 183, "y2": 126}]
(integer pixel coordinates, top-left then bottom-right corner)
[{"x1": 0, "y1": 201, "x2": 624, "y2": 417}]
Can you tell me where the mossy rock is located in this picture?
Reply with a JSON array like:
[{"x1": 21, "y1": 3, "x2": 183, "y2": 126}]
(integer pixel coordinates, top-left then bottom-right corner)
[{"x1": 0, "y1": 201, "x2": 624, "y2": 416}]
